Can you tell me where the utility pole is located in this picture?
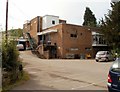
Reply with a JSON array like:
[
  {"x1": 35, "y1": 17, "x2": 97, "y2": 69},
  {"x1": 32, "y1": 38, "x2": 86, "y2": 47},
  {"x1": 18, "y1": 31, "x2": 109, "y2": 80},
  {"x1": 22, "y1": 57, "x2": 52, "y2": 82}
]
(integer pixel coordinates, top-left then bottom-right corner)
[{"x1": 5, "y1": 0, "x2": 8, "y2": 43}]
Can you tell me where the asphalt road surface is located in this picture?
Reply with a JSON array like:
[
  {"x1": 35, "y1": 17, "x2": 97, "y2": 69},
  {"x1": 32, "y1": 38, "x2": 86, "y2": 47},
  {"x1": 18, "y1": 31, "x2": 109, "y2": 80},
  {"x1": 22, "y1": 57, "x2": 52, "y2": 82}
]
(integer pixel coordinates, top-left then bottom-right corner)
[{"x1": 12, "y1": 51, "x2": 113, "y2": 91}]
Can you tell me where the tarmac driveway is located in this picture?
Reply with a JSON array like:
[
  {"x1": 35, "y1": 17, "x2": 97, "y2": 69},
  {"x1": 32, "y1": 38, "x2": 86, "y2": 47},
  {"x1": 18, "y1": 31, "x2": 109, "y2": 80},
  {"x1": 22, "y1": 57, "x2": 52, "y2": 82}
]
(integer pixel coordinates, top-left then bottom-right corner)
[{"x1": 12, "y1": 51, "x2": 113, "y2": 91}]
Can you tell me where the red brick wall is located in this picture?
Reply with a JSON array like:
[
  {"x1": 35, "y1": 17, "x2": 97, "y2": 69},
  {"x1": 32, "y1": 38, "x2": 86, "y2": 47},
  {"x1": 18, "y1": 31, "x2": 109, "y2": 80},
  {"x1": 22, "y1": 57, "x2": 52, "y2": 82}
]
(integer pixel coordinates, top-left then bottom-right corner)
[
  {"x1": 62, "y1": 24, "x2": 93, "y2": 58},
  {"x1": 44, "y1": 24, "x2": 63, "y2": 58},
  {"x1": 29, "y1": 17, "x2": 38, "y2": 43},
  {"x1": 23, "y1": 16, "x2": 42, "y2": 45},
  {"x1": 43, "y1": 24, "x2": 95, "y2": 58}
]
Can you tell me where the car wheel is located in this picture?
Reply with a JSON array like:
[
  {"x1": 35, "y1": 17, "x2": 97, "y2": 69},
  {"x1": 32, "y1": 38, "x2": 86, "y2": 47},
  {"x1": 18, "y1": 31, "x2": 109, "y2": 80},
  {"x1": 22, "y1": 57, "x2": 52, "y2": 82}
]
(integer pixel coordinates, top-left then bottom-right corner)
[
  {"x1": 108, "y1": 88, "x2": 113, "y2": 92},
  {"x1": 96, "y1": 60, "x2": 99, "y2": 62},
  {"x1": 105, "y1": 58, "x2": 109, "y2": 62}
]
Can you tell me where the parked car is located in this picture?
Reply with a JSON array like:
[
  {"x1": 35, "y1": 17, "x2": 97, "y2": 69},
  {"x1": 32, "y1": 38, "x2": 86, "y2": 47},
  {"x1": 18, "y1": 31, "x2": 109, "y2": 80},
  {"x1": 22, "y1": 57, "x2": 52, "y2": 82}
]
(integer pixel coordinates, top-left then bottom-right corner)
[
  {"x1": 95, "y1": 51, "x2": 115, "y2": 62},
  {"x1": 16, "y1": 44, "x2": 24, "y2": 50},
  {"x1": 107, "y1": 58, "x2": 120, "y2": 92}
]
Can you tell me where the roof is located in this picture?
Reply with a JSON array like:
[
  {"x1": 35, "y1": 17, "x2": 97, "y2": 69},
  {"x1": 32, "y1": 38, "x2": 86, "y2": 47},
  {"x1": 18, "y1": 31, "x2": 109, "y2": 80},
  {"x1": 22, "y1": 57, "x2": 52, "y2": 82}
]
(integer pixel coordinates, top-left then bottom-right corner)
[{"x1": 37, "y1": 29, "x2": 58, "y2": 35}]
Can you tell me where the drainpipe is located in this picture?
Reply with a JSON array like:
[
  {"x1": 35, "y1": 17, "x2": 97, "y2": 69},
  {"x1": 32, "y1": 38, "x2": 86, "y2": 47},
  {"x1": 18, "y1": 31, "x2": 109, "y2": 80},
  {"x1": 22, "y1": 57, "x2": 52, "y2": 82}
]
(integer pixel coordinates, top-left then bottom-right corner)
[
  {"x1": 37, "y1": 16, "x2": 40, "y2": 45},
  {"x1": 37, "y1": 16, "x2": 40, "y2": 32}
]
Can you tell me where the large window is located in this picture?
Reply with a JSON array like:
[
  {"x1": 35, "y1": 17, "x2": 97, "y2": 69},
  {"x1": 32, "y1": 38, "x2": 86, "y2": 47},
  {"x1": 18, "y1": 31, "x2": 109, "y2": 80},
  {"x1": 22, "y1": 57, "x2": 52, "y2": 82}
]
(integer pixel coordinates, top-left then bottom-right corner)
[{"x1": 93, "y1": 35, "x2": 106, "y2": 44}]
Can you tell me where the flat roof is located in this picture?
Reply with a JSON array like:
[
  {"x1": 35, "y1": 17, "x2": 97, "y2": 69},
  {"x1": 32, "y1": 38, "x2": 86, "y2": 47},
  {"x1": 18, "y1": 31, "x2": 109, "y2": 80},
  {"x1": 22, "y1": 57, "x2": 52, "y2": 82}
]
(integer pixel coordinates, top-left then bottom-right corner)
[
  {"x1": 37, "y1": 29, "x2": 58, "y2": 35},
  {"x1": 43, "y1": 15, "x2": 59, "y2": 18}
]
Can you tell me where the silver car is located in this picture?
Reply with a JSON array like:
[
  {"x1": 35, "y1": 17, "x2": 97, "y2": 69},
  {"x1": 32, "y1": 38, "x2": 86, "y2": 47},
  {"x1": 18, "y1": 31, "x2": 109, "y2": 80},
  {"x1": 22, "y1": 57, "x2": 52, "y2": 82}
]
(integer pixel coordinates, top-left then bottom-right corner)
[{"x1": 95, "y1": 51, "x2": 115, "y2": 62}]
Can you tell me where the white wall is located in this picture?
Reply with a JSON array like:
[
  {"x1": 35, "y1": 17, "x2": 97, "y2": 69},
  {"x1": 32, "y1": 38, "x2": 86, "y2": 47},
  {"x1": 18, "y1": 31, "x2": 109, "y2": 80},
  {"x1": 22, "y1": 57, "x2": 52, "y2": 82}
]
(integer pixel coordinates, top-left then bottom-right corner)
[{"x1": 42, "y1": 15, "x2": 59, "y2": 30}]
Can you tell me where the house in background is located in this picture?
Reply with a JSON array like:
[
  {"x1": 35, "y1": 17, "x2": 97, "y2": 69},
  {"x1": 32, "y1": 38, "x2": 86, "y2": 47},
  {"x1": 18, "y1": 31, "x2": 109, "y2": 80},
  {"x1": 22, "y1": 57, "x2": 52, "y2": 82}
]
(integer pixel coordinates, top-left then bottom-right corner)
[{"x1": 23, "y1": 15, "x2": 108, "y2": 59}]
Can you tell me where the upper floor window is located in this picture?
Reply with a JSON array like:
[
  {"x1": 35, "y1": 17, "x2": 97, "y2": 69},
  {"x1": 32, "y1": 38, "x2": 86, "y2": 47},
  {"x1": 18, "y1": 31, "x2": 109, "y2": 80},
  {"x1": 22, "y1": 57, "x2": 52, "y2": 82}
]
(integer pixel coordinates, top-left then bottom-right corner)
[
  {"x1": 52, "y1": 20, "x2": 55, "y2": 25},
  {"x1": 70, "y1": 34, "x2": 77, "y2": 38}
]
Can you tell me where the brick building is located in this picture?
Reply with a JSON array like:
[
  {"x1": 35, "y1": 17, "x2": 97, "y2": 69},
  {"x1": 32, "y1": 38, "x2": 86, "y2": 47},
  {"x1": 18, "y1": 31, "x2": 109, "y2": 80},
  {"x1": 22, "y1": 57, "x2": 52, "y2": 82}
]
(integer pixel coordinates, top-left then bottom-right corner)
[{"x1": 23, "y1": 15, "x2": 108, "y2": 59}]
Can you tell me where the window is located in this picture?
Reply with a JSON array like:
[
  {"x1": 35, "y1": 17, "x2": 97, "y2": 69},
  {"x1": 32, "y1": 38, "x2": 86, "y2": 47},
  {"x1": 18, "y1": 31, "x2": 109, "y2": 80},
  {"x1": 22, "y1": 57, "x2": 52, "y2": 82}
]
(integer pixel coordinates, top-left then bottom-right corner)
[
  {"x1": 93, "y1": 35, "x2": 106, "y2": 44},
  {"x1": 70, "y1": 34, "x2": 77, "y2": 38},
  {"x1": 52, "y1": 20, "x2": 55, "y2": 25},
  {"x1": 70, "y1": 48, "x2": 79, "y2": 51},
  {"x1": 111, "y1": 68, "x2": 120, "y2": 73},
  {"x1": 85, "y1": 48, "x2": 91, "y2": 51}
]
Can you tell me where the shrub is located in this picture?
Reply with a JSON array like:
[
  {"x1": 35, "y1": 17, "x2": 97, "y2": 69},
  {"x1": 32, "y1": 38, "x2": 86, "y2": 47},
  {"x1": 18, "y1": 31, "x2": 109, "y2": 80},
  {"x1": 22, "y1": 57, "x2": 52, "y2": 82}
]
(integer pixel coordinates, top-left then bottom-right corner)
[
  {"x1": 2, "y1": 39, "x2": 23, "y2": 87},
  {"x1": 2, "y1": 40, "x2": 20, "y2": 71}
]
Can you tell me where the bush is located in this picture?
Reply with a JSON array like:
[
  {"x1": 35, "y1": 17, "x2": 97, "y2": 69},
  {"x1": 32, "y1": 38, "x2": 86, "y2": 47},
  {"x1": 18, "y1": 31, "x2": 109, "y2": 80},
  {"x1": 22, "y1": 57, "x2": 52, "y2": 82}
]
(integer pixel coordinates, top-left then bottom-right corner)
[
  {"x1": 2, "y1": 39, "x2": 23, "y2": 87},
  {"x1": 111, "y1": 47, "x2": 120, "y2": 58},
  {"x1": 2, "y1": 40, "x2": 20, "y2": 71}
]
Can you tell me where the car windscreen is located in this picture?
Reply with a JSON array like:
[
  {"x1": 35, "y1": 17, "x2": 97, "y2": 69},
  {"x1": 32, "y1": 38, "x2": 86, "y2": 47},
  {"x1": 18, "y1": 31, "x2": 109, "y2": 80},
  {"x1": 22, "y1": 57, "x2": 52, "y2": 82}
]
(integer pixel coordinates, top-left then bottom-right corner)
[
  {"x1": 97, "y1": 51, "x2": 106, "y2": 55},
  {"x1": 111, "y1": 58, "x2": 120, "y2": 73}
]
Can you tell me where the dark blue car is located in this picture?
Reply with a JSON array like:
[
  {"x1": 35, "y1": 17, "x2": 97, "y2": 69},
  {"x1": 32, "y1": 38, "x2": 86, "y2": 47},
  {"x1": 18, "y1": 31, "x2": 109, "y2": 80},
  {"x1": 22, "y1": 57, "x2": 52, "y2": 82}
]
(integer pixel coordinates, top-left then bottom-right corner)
[{"x1": 107, "y1": 58, "x2": 120, "y2": 92}]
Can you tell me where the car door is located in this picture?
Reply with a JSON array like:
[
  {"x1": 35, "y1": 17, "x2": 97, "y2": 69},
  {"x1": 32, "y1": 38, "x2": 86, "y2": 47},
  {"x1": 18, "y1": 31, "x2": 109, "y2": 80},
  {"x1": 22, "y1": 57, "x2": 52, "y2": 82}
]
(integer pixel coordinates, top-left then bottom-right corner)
[{"x1": 110, "y1": 61, "x2": 120, "y2": 90}]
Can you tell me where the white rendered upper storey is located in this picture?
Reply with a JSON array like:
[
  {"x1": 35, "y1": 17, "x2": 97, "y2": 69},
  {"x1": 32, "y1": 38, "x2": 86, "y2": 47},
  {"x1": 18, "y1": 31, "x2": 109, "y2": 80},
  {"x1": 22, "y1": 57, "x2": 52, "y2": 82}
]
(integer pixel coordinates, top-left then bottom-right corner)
[{"x1": 42, "y1": 15, "x2": 59, "y2": 30}]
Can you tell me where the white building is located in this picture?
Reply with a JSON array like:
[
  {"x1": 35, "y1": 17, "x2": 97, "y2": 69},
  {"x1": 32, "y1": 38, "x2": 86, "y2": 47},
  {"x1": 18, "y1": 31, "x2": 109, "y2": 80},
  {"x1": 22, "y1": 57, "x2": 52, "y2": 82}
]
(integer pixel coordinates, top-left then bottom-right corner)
[{"x1": 42, "y1": 15, "x2": 59, "y2": 30}]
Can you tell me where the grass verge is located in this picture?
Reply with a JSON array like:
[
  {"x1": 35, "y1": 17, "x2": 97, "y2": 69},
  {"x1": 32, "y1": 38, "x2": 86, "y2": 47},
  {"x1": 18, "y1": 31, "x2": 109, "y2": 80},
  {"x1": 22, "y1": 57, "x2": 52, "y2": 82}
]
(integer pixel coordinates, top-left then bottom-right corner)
[{"x1": 2, "y1": 71, "x2": 29, "y2": 92}]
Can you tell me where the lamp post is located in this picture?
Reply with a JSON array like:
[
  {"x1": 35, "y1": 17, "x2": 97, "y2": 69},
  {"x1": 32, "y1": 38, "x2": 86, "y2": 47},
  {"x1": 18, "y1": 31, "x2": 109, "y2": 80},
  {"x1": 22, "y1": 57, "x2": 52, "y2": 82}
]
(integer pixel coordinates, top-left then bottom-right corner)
[{"x1": 5, "y1": 0, "x2": 8, "y2": 43}]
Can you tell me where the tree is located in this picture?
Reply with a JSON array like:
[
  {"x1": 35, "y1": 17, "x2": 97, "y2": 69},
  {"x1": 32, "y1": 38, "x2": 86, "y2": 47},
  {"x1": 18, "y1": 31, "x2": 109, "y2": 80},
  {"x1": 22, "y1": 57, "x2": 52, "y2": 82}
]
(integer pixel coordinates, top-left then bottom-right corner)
[
  {"x1": 9, "y1": 28, "x2": 23, "y2": 38},
  {"x1": 100, "y1": 1, "x2": 120, "y2": 54},
  {"x1": 83, "y1": 7, "x2": 97, "y2": 27}
]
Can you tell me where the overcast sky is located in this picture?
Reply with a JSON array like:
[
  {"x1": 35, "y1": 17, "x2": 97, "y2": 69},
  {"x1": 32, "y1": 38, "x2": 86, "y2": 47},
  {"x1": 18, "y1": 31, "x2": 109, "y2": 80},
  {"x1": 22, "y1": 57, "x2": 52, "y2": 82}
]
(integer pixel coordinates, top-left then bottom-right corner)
[{"x1": 0, "y1": 0, "x2": 112, "y2": 31}]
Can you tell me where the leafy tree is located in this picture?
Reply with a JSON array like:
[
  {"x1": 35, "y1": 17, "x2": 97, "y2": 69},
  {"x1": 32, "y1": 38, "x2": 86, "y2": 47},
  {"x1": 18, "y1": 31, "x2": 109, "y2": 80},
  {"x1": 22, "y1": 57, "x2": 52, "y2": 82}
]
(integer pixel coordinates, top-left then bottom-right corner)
[
  {"x1": 100, "y1": 1, "x2": 120, "y2": 54},
  {"x1": 83, "y1": 7, "x2": 97, "y2": 27},
  {"x1": 9, "y1": 28, "x2": 23, "y2": 38}
]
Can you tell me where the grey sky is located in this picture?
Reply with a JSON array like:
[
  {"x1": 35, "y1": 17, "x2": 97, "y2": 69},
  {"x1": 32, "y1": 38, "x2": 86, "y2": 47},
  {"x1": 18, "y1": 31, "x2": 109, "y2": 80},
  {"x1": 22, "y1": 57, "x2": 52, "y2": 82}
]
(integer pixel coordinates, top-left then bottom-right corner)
[{"x1": 0, "y1": 0, "x2": 111, "y2": 31}]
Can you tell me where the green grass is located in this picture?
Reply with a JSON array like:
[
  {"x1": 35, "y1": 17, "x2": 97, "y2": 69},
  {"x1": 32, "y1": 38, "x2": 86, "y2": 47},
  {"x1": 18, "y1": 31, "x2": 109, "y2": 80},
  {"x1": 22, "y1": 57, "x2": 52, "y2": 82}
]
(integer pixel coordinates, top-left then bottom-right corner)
[{"x1": 2, "y1": 71, "x2": 29, "y2": 92}]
